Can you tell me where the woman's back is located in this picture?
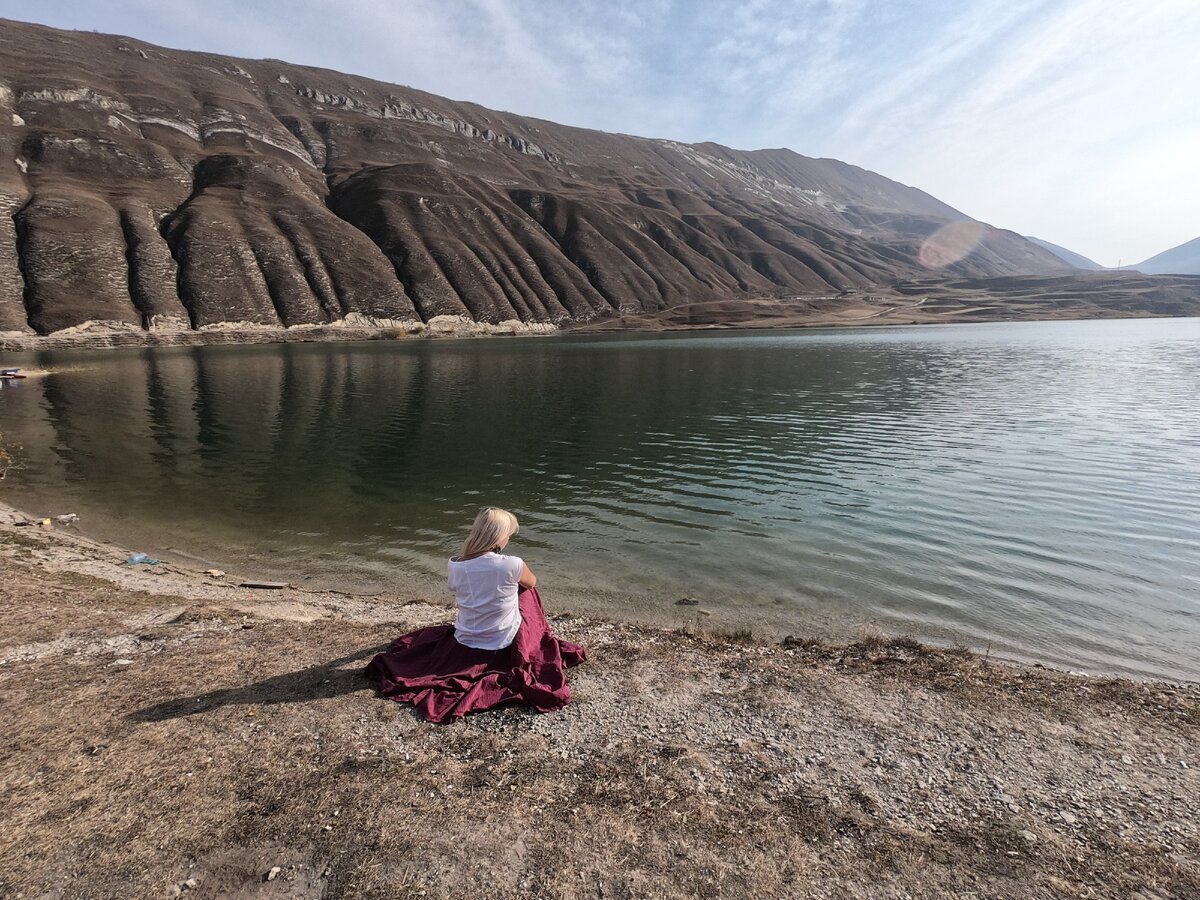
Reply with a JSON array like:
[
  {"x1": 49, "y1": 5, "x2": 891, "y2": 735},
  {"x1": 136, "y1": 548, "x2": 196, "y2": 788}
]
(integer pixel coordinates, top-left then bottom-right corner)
[
  {"x1": 366, "y1": 506, "x2": 585, "y2": 723},
  {"x1": 448, "y1": 551, "x2": 523, "y2": 650}
]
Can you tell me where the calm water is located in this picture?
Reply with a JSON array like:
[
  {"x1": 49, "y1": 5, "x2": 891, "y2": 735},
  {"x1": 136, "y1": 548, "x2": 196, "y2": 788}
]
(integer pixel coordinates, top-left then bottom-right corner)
[{"x1": 2, "y1": 319, "x2": 1198, "y2": 680}]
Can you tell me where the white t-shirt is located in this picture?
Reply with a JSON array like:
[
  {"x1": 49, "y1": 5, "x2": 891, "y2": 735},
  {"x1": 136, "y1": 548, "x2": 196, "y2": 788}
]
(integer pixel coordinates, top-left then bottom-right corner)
[{"x1": 448, "y1": 552, "x2": 524, "y2": 650}]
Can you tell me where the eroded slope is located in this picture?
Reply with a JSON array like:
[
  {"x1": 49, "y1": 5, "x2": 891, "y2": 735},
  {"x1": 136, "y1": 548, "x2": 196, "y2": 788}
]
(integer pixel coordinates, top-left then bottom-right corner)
[{"x1": 0, "y1": 18, "x2": 1073, "y2": 336}]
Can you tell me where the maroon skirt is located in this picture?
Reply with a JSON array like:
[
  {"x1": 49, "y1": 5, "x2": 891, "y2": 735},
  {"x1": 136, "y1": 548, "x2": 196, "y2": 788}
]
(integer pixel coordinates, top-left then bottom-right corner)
[{"x1": 364, "y1": 586, "x2": 586, "y2": 723}]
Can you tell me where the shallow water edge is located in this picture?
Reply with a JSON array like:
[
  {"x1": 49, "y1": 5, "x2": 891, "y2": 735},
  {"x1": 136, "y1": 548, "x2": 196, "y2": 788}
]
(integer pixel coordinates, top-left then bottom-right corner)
[{"x1": 3, "y1": 317, "x2": 1198, "y2": 681}]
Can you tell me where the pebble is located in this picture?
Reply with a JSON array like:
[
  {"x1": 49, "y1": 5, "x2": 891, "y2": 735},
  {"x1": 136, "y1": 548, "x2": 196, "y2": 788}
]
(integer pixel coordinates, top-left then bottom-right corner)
[
  {"x1": 183, "y1": 878, "x2": 198, "y2": 889},
  {"x1": 266, "y1": 866, "x2": 281, "y2": 881},
  {"x1": 1019, "y1": 830, "x2": 1038, "y2": 844},
  {"x1": 1058, "y1": 811, "x2": 1077, "y2": 825}
]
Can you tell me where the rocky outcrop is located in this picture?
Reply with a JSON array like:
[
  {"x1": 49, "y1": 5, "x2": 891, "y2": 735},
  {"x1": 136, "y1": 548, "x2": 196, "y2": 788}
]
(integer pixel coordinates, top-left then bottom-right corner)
[{"x1": 0, "y1": 18, "x2": 1079, "y2": 337}]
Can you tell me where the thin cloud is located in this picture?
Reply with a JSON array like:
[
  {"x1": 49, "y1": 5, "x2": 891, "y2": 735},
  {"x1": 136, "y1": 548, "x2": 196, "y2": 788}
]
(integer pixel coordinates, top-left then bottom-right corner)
[
  {"x1": 828, "y1": 0, "x2": 1200, "y2": 263},
  {"x1": 22, "y1": 0, "x2": 1200, "y2": 263}
]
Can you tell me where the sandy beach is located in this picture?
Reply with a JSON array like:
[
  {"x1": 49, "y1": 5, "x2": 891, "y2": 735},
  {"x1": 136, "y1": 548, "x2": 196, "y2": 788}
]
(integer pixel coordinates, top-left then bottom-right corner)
[{"x1": 1, "y1": 502, "x2": 1197, "y2": 899}]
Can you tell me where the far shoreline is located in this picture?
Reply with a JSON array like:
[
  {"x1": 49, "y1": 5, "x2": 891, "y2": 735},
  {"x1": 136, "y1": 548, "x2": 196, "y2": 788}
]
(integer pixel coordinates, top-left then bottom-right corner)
[
  {"x1": 0, "y1": 309, "x2": 1188, "y2": 356},
  {"x1": 4, "y1": 280, "x2": 1199, "y2": 355}
]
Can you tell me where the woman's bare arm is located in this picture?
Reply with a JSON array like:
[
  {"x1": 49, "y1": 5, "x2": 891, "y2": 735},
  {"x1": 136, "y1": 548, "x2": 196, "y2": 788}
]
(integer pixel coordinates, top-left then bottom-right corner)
[{"x1": 519, "y1": 562, "x2": 537, "y2": 589}]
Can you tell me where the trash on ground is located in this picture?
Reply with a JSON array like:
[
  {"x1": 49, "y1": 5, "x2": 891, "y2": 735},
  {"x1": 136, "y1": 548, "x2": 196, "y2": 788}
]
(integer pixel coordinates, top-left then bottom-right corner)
[{"x1": 125, "y1": 552, "x2": 160, "y2": 566}]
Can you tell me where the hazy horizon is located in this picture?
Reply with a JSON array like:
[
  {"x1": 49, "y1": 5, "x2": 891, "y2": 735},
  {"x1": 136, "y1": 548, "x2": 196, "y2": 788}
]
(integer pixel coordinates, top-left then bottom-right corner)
[{"x1": 9, "y1": 1, "x2": 1199, "y2": 267}]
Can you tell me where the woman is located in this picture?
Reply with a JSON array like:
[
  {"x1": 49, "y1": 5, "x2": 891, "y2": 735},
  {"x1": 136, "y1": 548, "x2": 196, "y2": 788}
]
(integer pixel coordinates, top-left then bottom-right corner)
[{"x1": 365, "y1": 508, "x2": 586, "y2": 723}]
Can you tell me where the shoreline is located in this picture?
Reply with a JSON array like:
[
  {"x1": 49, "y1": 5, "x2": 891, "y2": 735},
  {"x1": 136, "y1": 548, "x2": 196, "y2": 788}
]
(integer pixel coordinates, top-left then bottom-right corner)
[
  {"x1": 2, "y1": 289, "x2": 1196, "y2": 355},
  {"x1": 2, "y1": 500, "x2": 1198, "y2": 897},
  {"x1": 0, "y1": 317, "x2": 561, "y2": 354},
  {"x1": 1, "y1": 499, "x2": 1186, "y2": 685}
]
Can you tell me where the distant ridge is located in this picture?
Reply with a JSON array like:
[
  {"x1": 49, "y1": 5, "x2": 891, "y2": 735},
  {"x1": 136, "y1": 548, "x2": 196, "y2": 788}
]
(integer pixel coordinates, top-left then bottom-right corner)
[
  {"x1": 1133, "y1": 237, "x2": 1200, "y2": 275},
  {"x1": 1024, "y1": 237, "x2": 1105, "y2": 271},
  {"x1": 0, "y1": 17, "x2": 1075, "y2": 337}
]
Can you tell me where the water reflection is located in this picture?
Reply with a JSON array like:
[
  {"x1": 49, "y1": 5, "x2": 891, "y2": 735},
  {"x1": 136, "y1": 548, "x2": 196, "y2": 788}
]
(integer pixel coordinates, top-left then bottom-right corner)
[{"x1": 2, "y1": 319, "x2": 1199, "y2": 680}]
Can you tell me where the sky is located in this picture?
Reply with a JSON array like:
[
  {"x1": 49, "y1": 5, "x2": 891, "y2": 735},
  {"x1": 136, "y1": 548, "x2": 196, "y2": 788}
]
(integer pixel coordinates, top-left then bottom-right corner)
[{"x1": 11, "y1": 0, "x2": 1200, "y2": 267}]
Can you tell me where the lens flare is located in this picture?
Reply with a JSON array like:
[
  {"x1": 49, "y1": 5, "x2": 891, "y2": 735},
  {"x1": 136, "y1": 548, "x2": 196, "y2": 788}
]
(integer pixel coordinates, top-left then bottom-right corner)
[{"x1": 918, "y1": 220, "x2": 986, "y2": 269}]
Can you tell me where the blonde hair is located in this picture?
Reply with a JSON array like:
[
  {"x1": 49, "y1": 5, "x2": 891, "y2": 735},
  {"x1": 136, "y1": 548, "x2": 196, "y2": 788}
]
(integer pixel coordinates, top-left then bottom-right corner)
[{"x1": 460, "y1": 507, "x2": 519, "y2": 558}]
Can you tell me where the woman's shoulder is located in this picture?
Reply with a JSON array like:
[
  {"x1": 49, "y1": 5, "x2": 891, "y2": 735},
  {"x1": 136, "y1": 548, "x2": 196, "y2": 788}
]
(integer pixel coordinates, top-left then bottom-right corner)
[
  {"x1": 499, "y1": 553, "x2": 523, "y2": 578},
  {"x1": 448, "y1": 551, "x2": 520, "y2": 566}
]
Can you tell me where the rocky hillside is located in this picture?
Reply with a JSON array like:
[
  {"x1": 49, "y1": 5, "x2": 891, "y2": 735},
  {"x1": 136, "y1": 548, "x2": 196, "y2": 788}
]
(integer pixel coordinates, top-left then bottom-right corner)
[
  {"x1": 1024, "y1": 237, "x2": 1105, "y2": 271},
  {"x1": 0, "y1": 19, "x2": 1072, "y2": 337},
  {"x1": 1134, "y1": 237, "x2": 1200, "y2": 275}
]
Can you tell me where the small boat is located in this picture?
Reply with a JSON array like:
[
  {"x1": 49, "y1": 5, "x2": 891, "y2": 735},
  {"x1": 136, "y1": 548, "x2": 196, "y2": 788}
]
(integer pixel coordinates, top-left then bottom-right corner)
[{"x1": 0, "y1": 367, "x2": 26, "y2": 379}]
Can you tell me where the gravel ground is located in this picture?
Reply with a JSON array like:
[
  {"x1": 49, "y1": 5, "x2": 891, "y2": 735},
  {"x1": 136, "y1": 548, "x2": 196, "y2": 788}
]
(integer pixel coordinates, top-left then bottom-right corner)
[{"x1": 1, "y1": 511, "x2": 1197, "y2": 899}]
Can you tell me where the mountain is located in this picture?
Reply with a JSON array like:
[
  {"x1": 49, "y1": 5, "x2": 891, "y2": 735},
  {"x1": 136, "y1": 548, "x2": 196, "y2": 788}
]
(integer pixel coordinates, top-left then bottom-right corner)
[
  {"x1": 1133, "y1": 237, "x2": 1200, "y2": 275},
  {"x1": 0, "y1": 18, "x2": 1085, "y2": 339},
  {"x1": 1024, "y1": 237, "x2": 1105, "y2": 270}
]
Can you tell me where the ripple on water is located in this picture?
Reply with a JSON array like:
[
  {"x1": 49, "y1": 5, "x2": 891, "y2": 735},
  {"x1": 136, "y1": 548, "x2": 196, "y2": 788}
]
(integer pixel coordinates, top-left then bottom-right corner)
[{"x1": 1, "y1": 319, "x2": 1199, "y2": 679}]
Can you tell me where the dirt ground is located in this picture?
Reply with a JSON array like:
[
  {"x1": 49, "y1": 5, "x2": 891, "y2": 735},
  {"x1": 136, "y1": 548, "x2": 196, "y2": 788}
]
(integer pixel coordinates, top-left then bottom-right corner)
[{"x1": 1, "y1": 514, "x2": 1197, "y2": 899}]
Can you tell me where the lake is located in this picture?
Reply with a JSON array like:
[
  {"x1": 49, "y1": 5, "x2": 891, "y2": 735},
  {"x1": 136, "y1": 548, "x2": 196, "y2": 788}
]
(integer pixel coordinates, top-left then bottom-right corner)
[{"x1": 2, "y1": 318, "x2": 1198, "y2": 680}]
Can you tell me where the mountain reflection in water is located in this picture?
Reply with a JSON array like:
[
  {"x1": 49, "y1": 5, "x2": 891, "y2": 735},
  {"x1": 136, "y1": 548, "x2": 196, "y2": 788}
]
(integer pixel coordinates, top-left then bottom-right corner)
[{"x1": 2, "y1": 318, "x2": 1198, "y2": 680}]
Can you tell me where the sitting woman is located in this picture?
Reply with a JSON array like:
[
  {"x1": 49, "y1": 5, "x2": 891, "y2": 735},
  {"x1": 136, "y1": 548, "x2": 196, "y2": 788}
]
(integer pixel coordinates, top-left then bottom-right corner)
[{"x1": 365, "y1": 507, "x2": 586, "y2": 723}]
